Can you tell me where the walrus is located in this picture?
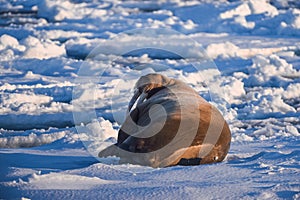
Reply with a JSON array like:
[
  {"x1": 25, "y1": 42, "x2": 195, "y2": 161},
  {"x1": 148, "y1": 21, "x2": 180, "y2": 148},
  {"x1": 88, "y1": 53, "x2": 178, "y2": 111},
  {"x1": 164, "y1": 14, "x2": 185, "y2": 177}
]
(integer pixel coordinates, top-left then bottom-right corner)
[{"x1": 98, "y1": 73, "x2": 231, "y2": 168}]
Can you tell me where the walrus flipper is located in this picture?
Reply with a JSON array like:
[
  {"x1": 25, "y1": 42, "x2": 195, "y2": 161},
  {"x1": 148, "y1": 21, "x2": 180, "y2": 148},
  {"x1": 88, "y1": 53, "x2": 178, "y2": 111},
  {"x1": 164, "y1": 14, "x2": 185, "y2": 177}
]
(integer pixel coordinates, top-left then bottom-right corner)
[{"x1": 98, "y1": 144, "x2": 119, "y2": 158}]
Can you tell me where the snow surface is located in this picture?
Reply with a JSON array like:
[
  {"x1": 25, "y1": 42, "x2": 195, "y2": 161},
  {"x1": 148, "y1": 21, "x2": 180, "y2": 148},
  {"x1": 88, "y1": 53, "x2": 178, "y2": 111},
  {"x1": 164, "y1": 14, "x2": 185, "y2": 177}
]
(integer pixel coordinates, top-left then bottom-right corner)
[{"x1": 0, "y1": 0, "x2": 300, "y2": 199}]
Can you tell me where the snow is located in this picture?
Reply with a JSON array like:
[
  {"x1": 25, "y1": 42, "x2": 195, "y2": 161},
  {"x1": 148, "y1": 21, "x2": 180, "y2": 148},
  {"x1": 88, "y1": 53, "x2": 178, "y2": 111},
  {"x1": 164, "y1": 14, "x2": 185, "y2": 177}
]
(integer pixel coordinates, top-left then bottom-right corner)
[
  {"x1": 206, "y1": 42, "x2": 240, "y2": 59},
  {"x1": 22, "y1": 36, "x2": 66, "y2": 59},
  {"x1": 0, "y1": 131, "x2": 66, "y2": 148},
  {"x1": 0, "y1": 0, "x2": 300, "y2": 199}
]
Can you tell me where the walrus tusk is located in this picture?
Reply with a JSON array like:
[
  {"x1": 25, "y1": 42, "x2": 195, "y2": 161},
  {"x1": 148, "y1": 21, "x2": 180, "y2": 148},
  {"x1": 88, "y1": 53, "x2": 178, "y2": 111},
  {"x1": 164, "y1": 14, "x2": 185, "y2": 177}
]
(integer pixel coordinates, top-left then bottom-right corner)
[
  {"x1": 136, "y1": 92, "x2": 147, "y2": 105},
  {"x1": 128, "y1": 89, "x2": 141, "y2": 113},
  {"x1": 128, "y1": 89, "x2": 148, "y2": 114}
]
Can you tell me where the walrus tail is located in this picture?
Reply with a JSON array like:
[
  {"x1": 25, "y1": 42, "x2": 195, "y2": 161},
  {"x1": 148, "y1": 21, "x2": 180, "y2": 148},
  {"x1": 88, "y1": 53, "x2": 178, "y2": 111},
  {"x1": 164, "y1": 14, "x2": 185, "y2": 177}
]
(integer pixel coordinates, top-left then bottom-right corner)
[{"x1": 177, "y1": 158, "x2": 202, "y2": 166}]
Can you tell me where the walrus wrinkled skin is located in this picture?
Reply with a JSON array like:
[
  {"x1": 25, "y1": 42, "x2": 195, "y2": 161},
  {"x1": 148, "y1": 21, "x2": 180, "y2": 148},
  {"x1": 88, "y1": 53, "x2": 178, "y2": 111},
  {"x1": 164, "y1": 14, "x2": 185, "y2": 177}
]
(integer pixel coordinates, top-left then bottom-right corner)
[{"x1": 98, "y1": 73, "x2": 231, "y2": 168}]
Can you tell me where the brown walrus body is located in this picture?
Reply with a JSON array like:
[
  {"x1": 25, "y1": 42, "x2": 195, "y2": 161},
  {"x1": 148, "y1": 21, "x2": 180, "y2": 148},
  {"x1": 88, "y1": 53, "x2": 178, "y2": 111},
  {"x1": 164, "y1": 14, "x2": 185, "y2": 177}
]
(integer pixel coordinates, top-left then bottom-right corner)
[{"x1": 98, "y1": 73, "x2": 231, "y2": 168}]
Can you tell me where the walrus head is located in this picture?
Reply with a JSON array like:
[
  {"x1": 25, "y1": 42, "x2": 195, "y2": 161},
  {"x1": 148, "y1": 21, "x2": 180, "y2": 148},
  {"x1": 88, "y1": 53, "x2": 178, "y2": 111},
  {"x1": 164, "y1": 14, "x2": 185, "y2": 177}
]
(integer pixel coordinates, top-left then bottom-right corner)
[{"x1": 128, "y1": 73, "x2": 175, "y2": 112}]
